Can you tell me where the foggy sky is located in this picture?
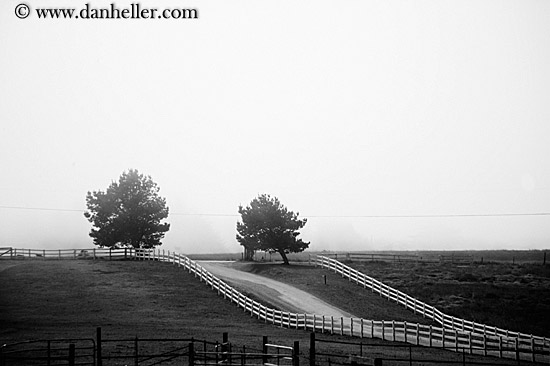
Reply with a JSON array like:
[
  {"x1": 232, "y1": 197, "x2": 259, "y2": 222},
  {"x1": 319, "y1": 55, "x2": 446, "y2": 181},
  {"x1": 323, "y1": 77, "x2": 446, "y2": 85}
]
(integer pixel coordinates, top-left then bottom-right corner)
[{"x1": 1, "y1": 0, "x2": 549, "y2": 253}]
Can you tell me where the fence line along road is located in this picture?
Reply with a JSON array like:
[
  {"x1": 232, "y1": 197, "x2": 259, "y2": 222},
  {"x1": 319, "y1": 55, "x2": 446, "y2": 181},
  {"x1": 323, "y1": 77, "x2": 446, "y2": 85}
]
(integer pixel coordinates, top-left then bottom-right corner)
[
  {"x1": 0, "y1": 247, "x2": 134, "y2": 260},
  {"x1": 3, "y1": 247, "x2": 549, "y2": 364},
  {"x1": 136, "y1": 248, "x2": 548, "y2": 363},
  {"x1": 315, "y1": 255, "x2": 550, "y2": 361}
]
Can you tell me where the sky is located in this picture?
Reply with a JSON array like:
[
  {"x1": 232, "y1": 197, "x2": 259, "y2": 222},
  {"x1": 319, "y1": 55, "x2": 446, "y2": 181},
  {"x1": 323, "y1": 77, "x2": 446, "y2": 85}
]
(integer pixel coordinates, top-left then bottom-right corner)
[{"x1": 1, "y1": 0, "x2": 549, "y2": 254}]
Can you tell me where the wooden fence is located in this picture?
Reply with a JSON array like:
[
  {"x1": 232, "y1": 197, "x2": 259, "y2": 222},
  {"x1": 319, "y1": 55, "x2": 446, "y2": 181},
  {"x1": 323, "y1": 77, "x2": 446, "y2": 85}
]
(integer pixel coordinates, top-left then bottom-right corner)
[
  {"x1": 314, "y1": 255, "x2": 550, "y2": 362},
  {"x1": 3, "y1": 247, "x2": 548, "y2": 363},
  {"x1": 134, "y1": 249, "x2": 548, "y2": 364},
  {"x1": 322, "y1": 253, "x2": 422, "y2": 264},
  {"x1": 0, "y1": 247, "x2": 13, "y2": 257},
  {"x1": 0, "y1": 328, "x2": 299, "y2": 366},
  {"x1": 1, "y1": 247, "x2": 135, "y2": 260},
  {"x1": 321, "y1": 252, "x2": 475, "y2": 264}
]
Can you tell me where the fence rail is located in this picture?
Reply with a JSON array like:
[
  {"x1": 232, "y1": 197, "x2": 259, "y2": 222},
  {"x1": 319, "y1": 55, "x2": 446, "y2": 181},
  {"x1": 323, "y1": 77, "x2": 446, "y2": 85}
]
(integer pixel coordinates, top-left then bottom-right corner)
[
  {"x1": 3, "y1": 247, "x2": 549, "y2": 364},
  {"x1": 323, "y1": 253, "x2": 422, "y2": 264},
  {"x1": 1, "y1": 247, "x2": 135, "y2": 260},
  {"x1": 314, "y1": 255, "x2": 550, "y2": 362},
  {"x1": 0, "y1": 338, "x2": 96, "y2": 366},
  {"x1": 133, "y1": 249, "x2": 548, "y2": 363},
  {"x1": 0, "y1": 330, "x2": 298, "y2": 366},
  {"x1": 310, "y1": 333, "x2": 530, "y2": 366}
]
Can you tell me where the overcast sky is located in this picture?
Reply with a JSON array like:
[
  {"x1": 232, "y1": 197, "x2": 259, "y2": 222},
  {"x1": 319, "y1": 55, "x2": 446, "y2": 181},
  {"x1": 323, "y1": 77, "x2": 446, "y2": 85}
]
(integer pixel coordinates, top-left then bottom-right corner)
[{"x1": 1, "y1": 0, "x2": 549, "y2": 254}]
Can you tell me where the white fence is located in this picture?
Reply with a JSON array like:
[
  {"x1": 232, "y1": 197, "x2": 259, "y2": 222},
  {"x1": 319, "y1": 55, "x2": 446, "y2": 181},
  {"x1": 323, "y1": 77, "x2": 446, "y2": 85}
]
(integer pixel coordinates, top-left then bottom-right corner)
[
  {"x1": 315, "y1": 255, "x2": 550, "y2": 362},
  {"x1": 3, "y1": 247, "x2": 549, "y2": 363},
  {"x1": 136, "y1": 249, "x2": 548, "y2": 363},
  {"x1": 1, "y1": 247, "x2": 135, "y2": 260}
]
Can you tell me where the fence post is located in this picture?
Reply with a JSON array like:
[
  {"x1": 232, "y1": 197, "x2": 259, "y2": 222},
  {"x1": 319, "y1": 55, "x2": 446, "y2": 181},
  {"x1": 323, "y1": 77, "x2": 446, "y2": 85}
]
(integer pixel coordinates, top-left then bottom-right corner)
[
  {"x1": 109, "y1": 248, "x2": 112, "y2": 260},
  {"x1": 222, "y1": 332, "x2": 229, "y2": 363},
  {"x1": 74, "y1": 250, "x2": 76, "y2": 259},
  {"x1": 134, "y1": 337, "x2": 139, "y2": 366},
  {"x1": 189, "y1": 342, "x2": 195, "y2": 366},
  {"x1": 310, "y1": 333, "x2": 316, "y2": 366},
  {"x1": 531, "y1": 336, "x2": 535, "y2": 362},
  {"x1": 262, "y1": 336, "x2": 268, "y2": 365},
  {"x1": 293, "y1": 341, "x2": 300, "y2": 366},
  {"x1": 93, "y1": 248, "x2": 96, "y2": 260},
  {"x1": 58, "y1": 250, "x2": 61, "y2": 259},
  {"x1": 96, "y1": 327, "x2": 102, "y2": 366},
  {"x1": 68, "y1": 344, "x2": 75, "y2": 366}
]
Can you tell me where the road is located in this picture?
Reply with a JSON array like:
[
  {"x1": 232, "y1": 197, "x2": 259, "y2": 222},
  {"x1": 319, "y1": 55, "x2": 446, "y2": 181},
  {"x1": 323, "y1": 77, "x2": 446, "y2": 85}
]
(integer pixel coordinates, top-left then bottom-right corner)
[{"x1": 198, "y1": 261, "x2": 356, "y2": 318}]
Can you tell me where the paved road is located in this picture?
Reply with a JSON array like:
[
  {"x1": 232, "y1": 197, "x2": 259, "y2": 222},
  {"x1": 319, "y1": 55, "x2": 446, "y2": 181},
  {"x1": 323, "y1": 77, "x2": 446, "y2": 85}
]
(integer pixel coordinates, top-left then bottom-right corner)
[{"x1": 198, "y1": 261, "x2": 356, "y2": 318}]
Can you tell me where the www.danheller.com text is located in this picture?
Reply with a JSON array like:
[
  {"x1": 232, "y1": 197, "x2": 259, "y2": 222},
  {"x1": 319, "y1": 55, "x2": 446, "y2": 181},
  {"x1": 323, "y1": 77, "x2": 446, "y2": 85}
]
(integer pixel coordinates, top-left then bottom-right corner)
[{"x1": 31, "y1": 3, "x2": 199, "y2": 20}]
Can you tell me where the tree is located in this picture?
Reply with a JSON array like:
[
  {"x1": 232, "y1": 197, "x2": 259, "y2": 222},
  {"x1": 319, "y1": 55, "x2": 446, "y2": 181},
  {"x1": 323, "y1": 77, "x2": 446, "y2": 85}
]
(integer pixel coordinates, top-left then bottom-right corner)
[
  {"x1": 236, "y1": 194, "x2": 309, "y2": 265},
  {"x1": 84, "y1": 169, "x2": 170, "y2": 248}
]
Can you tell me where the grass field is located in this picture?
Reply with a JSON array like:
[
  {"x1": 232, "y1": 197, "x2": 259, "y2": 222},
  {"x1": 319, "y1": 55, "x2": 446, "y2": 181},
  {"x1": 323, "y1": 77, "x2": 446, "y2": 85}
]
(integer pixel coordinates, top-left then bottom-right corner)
[
  {"x1": 346, "y1": 260, "x2": 550, "y2": 338},
  {"x1": 232, "y1": 259, "x2": 550, "y2": 337},
  {"x1": 0, "y1": 255, "x2": 546, "y2": 365}
]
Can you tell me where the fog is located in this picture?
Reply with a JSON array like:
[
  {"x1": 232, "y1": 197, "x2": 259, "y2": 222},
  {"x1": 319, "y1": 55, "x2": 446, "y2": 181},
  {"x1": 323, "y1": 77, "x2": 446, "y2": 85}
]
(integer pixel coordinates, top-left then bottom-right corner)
[{"x1": 1, "y1": 0, "x2": 549, "y2": 254}]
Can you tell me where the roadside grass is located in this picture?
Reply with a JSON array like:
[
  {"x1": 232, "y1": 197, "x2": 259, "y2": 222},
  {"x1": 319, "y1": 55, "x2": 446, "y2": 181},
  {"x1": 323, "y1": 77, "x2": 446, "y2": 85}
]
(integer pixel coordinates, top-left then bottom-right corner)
[
  {"x1": 0, "y1": 259, "x2": 310, "y2": 346},
  {"x1": 347, "y1": 260, "x2": 550, "y2": 338},
  {"x1": 237, "y1": 260, "x2": 550, "y2": 338},
  {"x1": 232, "y1": 262, "x2": 435, "y2": 325},
  {"x1": 0, "y1": 258, "x2": 543, "y2": 366}
]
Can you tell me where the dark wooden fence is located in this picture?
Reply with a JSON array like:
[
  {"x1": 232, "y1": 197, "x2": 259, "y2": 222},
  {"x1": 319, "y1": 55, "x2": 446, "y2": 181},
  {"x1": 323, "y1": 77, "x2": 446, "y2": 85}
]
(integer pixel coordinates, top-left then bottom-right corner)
[
  {"x1": 0, "y1": 328, "x2": 299, "y2": 366},
  {"x1": 309, "y1": 332, "x2": 543, "y2": 366}
]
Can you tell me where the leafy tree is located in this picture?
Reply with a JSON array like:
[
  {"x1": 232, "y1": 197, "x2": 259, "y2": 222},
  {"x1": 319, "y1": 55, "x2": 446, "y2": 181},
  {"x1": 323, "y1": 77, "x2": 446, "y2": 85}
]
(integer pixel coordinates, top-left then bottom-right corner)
[
  {"x1": 84, "y1": 169, "x2": 170, "y2": 248},
  {"x1": 236, "y1": 194, "x2": 309, "y2": 265}
]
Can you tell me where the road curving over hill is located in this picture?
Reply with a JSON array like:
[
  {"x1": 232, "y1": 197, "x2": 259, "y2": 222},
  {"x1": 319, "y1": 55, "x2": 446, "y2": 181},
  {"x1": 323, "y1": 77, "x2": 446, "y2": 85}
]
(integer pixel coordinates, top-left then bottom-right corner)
[{"x1": 198, "y1": 261, "x2": 356, "y2": 318}]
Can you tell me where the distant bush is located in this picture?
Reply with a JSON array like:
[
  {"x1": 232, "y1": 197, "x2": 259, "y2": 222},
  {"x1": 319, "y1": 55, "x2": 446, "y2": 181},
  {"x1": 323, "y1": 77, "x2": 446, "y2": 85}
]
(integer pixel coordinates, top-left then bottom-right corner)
[{"x1": 457, "y1": 272, "x2": 478, "y2": 282}]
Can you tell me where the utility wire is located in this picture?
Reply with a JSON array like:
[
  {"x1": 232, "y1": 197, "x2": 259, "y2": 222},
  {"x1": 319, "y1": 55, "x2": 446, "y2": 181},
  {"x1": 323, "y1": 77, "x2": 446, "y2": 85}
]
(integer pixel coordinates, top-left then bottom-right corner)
[
  {"x1": 0, "y1": 205, "x2": 549, "y2": 218},
  {"x1": 0, "y1": 205, "x2": 85, "y2": 213}
]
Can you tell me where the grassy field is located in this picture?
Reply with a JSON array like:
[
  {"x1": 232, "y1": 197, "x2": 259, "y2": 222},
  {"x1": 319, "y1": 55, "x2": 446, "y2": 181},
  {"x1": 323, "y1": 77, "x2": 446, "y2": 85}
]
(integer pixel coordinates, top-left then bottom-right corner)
[
  {"x1": 0, "y1": 260, "x2": 305, "y2": 345},
  {"x1": 0, "y1": 256, "x2": 546, "y2": 365},
  {"x1": 187, "y1": 249, "x2": 548, "y2": 265},
  {"x1": 238, "y1": 257, "x2": 550, "y2": 337},
  {"x1": 347, "y1": 260, "x2": 550, "y2": 338}
]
